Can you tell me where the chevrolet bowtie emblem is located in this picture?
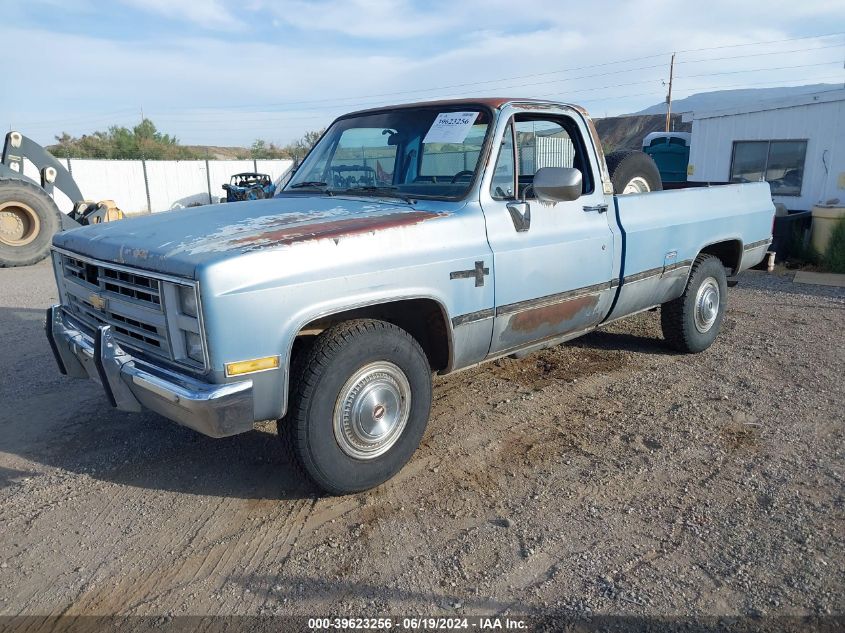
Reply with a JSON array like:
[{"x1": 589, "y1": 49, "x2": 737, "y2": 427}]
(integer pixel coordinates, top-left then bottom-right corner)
[{"x1": 88, "y1": 293, "x2": 108, "y2": 311}]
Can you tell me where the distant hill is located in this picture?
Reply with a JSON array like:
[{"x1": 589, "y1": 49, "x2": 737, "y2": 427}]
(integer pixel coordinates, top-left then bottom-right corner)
[
  {"x1": 594, "y1": 114, "x2": 690, "y2": 152},
  {"x1": 634, "y1": 83, "x2": 839, "y2": 116},
  {"x1": 183, "y1": 145, "x2": 251, "y2": 160}
]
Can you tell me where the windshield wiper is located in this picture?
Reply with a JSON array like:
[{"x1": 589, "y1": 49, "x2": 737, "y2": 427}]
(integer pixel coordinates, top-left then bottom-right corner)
[
  {"x1": 289, "y1": 181, "x2": 328, "y2": 189},
  {"x1": 339, "y1": 186, "x2": 414, "y2": 204}
]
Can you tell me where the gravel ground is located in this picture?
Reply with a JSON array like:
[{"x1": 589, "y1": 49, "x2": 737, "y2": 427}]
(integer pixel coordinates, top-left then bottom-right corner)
[{"x1": 0, "y1": 260, "x2": 842, "y2": 625}]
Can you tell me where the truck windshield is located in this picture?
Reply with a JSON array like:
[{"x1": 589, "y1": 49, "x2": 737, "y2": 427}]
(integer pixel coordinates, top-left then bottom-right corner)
[{"x1": 285, "y1": 107, "x2": 491, "y2": 200}]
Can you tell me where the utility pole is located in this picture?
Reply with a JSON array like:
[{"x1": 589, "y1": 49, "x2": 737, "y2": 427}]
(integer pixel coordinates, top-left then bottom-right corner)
[{"x1": 665, "y1": 53, "x2": 675, "y2": 132}]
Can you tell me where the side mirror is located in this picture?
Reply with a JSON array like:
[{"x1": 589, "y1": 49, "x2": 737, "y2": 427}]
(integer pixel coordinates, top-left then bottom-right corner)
[{"x1": 532, "y1": 167, "x2": 582, "y2": 203}]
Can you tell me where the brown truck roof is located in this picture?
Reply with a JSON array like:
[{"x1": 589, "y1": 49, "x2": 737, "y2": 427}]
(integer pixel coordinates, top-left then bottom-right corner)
[{"x1": 344, "y1": 97, "x2": 562, "y2": 117}]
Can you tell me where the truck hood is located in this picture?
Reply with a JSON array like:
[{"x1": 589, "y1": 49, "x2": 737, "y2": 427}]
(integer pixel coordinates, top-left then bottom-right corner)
[{"x1": 52, "y1": 195, "x2": 448, "y2": 278}]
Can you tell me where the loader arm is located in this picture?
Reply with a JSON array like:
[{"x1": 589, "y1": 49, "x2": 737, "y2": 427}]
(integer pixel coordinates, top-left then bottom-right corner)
[
  {"x1": 2, "y1": 131, "x2": 85, "y2": 209},
  {"x1": 1, "y1": 131, "x2": 125, "y2": 267}
]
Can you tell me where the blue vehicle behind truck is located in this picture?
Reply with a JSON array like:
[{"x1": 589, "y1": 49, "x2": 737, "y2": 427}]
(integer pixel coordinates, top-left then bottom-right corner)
[
  {"x1": 46, "y1": 98, "x2": 774, "y2": 495},
  {"x1": 221, "y1": 172, "x2": 276, "y2": 202}
]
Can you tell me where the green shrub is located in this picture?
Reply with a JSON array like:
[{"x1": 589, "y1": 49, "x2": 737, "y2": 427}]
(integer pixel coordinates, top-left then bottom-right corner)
[{"x1": 824, "y1": 216, "x2": 845, "y2": 273}]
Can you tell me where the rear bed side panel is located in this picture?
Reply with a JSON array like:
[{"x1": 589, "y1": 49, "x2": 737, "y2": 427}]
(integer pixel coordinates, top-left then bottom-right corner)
[{"x1": 605, "y1": 182, "x2": 774, "y2": 322}]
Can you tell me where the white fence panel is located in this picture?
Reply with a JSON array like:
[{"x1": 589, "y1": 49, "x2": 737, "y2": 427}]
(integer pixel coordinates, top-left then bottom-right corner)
[
  {"x1": 145, "y1": 160, "x2": 210, "y2": 212},
  {"x1": 256, "y1": 159, "x2": 295, "y2": 184},
  {"x1": 68, "y1": 160, "x2": 149, "y2": 214},
  {"x1": 207, "y1": 160, "x2": 255, "y2": 201},
  {"x1": 35, "y1": 158, "x2": 292, "y2": 215}
]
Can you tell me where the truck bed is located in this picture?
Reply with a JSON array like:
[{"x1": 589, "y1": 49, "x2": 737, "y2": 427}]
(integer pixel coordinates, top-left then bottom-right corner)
[{"x1": 605, "y1": 181, "x2": 774, "y2": 322}]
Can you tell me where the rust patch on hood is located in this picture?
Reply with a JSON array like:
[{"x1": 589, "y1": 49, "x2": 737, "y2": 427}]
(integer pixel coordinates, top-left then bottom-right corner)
[
  {"x1": 228, "y1": 211, "x2": 443, "y2": 249},
  {"x1": 510, "y1": 294, "x2": 599, "y2": 333}
]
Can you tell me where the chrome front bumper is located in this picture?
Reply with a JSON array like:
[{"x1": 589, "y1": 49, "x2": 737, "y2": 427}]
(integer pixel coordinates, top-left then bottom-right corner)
[{"x1": 46, "y1": 305, "x2": 254, "y2": 438}]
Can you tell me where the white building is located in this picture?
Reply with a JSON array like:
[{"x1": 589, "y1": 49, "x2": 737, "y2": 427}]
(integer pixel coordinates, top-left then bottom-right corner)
[{"x1": 684, "y1": 89, "x2": 845, "y2": 212}]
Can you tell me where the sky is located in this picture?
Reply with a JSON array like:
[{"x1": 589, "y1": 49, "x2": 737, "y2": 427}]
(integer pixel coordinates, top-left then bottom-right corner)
[{"x1": 1, "y1": 0, "x2": 844, "y2": 147}]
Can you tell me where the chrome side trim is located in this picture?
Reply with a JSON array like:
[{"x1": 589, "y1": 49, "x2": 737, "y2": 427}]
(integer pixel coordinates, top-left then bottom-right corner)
[
  {"x1": 744, "y1": 238, "x2": 773, "y2": 251},
  {"x1": 618, "y1": 259, "x2": 693, "y2": 286},
  {"x1": 664, "y1": 259, "x2": 693, "y2": 272},
  {"x1": 451, "y1": 308, "x2": 494, "y2": 327},
  {"x1": 451, "y1": 261, "x2": 695, "y2": 330},
  {"x1": 495, "y1": 281, "x2": 612, "y2": 317},
  {"x1": 623, "y1": 266, "x2": 663, "y2": 284}
]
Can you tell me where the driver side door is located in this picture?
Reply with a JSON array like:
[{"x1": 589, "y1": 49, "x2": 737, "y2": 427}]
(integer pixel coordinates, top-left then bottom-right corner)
[{"x1": 480, "y1": 108, "x2": 616, "y2": 356}]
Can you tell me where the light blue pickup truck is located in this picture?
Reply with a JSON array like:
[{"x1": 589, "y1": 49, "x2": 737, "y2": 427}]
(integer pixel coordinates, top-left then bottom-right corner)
[{"x1": 46, "y1": 98, "x2": 774, "y2": 494}]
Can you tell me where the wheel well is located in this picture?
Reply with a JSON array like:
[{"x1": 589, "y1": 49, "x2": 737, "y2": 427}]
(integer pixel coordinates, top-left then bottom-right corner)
[
  {"x1": 699, "y1": 240, "x2": 742, "y2": 274},
  {"x1": 293, "y1": 299, "x2": 451, "y2": 373}
]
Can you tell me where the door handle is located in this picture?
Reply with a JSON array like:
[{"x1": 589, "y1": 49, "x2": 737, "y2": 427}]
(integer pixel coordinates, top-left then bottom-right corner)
[
  {"x1": 506, "y1": 201, "x2": 531, "y2": 232},
  {"x1": 583, "y1": 204, "x2": 608, "y2": 213}
]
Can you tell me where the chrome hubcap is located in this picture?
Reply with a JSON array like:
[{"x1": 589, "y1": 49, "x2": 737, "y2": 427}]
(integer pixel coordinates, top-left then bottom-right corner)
[
  {"x1": 622, "y1": 176, "x2": 651, "y2": 194},
  {"x1": 333, "y1": 361, "x2": 411, "y2": 460},
  {"x1": 694, "y1": 277, "x2": 720, "y2": 333}
]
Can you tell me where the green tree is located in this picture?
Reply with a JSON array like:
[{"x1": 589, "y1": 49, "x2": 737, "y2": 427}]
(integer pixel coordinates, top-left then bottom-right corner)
[
  {"x1": 50, "y1": 119, "x2": 201, "y2": 160},
  {"x1": 283, "y1": 128, "x2": 325, "y2": 163},
  {"x1": 250, "y1": 139, "x2": 289, "y2": 159}
]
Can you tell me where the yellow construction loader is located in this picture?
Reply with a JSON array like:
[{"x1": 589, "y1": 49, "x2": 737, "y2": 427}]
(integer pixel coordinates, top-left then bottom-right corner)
[{"x1": 0, "y1": 131, "x2": 125, "y2": 267}]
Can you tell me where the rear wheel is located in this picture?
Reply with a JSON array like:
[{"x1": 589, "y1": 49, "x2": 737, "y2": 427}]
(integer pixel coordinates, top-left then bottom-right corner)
[
  {"x1": 278, "y1": 319, "x2": 432, "y2": 495},
  {"x1": 0, "y1": 179, "x2": 62, "y2": 267},
  {"x1": 605, "y1": 150, "x2": 662, "y2": 194},
  {"x1": 661, "y1": 255, "x2": 728, "y2": 353}
]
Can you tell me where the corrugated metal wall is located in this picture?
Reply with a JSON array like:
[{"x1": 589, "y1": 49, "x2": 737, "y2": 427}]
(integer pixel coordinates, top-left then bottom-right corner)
[
  {"x1": 519, "y1": 137, "x2": 576, "y2": 173},
  {"x1": 687, "y1": 95, "x2": 845, "y2": 211}
]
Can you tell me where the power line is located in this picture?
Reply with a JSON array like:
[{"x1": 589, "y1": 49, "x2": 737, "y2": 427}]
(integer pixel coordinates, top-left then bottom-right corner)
[
  {"x1": 674, "y1": 31, "x2": 844, "y2": 53},
  {"x1": 147, "y1": 55, "x2": 845, "y2": 124},
  {"x1": 149, "y1": 79, "x2": 845, "y2": 145},
  {"x1": 676, "y1": 42, "x2": 843, "y2": 65},
  {"x1": 143, "y1": 32, "x2": 845, "y2": 114},
  {"x1": 13, "y1": 32, "x2": 845, "y2": 140},
  {"x1": 676, "y1": 59, "x2": 841, "y2": 79},
  {"x1": 155, "y1": 73, "x2": 845, "y2": 135},
  {"x1": 13, "y1": 33, "x2": 845, "y2": 132}
]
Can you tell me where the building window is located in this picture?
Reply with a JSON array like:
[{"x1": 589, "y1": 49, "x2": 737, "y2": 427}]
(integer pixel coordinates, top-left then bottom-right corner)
[{"x1": 729, "y1": 140, "x2": 807, "y2": 196}]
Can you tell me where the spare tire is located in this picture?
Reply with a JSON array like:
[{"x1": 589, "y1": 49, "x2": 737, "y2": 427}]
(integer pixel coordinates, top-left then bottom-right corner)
[
  {"x1": 0, "y1": 179, "x2": 63, "y2": 267},
  {"x1": 605, "y1": 150, "x2": 662, "y2": 195}
]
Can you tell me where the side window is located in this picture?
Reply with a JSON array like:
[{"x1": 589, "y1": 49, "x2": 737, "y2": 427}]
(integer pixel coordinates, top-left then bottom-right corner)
[
  {"x1": 730, "y1": 139, "x2": 807, "y2": 196},
  {"x1": 514, "y1": 116, "x2": 593, "y2": 198},
  {"x1": 490, "y1": 122, "x2": 516, "y2": 199}
]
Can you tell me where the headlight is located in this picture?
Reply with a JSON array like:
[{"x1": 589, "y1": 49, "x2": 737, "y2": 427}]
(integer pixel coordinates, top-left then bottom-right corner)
[
  {"x1": 179, "y1": 285, "x2": 198, "y2": 317},
  {"x1": 185, "y1": 332, "x2": 204, "y2": 363}
]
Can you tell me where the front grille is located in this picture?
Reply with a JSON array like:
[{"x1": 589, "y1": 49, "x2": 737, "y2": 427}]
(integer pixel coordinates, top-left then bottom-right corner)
[{"x1": 58, "y1": 254, "x2": 172, "y2": 359}]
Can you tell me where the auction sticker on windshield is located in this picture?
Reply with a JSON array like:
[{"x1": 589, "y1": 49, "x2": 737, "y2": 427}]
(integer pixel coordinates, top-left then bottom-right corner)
[{"x1": 423, "y1": 112, "x2": 480, "y2": 144}]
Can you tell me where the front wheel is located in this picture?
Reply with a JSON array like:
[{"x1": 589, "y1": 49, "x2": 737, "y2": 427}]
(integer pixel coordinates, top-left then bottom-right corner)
[
  {"x1": 278, "y1": 319, "x2": 432, "y2": 495},
  {"x1": 661, "y1": 255, "x2": 728, "y2": 353}
]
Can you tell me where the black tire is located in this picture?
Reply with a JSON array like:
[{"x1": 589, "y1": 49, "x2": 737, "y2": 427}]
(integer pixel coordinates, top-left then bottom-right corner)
[
  {"x1": 605, "y1": 150, "x2": 662, "y2": 194},
  {"x1": 661, "y1": 255, "x2": 728, "y2": 353},
  {"x1": 278, "y1": 319, "x2": 432, "y2": 495},
  {"x1": 0, "y1": 179, "x2": 63, "y2": 267}
]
